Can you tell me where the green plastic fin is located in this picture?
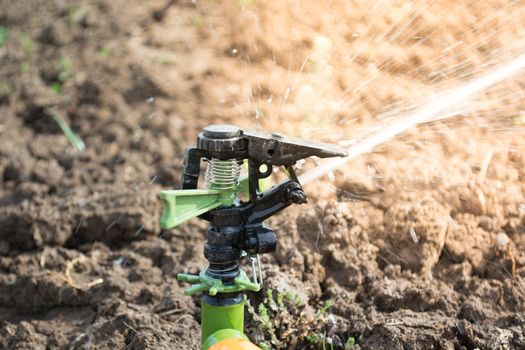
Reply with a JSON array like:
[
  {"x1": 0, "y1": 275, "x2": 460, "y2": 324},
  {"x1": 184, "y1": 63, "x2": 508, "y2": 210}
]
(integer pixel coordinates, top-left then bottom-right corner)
[{"x1": 159, "y1": 189, "x2": 222, "y2": 229}]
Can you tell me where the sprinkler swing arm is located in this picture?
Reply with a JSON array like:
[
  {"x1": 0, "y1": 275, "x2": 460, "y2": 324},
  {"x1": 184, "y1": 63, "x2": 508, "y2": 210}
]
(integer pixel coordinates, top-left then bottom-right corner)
[{"x1": 159, "y1": 125, "x2": 346, "y2": 349}]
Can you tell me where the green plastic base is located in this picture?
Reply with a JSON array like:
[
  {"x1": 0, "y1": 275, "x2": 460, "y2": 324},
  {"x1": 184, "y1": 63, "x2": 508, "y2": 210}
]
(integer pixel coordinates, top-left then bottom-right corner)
[{"x1": 202, "y1": 297, "x2": 245, "y2": 348}]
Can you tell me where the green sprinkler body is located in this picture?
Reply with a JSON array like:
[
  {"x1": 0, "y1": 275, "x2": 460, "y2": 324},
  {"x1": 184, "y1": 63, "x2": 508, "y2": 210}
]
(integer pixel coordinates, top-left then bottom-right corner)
[{"x1": 159, "y1": 125, "x2": 346, "y2": 349}]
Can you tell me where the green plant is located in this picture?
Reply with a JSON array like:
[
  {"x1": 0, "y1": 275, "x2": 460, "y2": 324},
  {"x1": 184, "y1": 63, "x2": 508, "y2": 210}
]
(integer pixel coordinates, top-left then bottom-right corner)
[
  {"x1": 257, "y1": 302, "x2": 278, "y2": 345},
  {"x1": 20, "y1": 61, "x2": 30, "y2": 74},
  {"x1": 68, "y1": 5, "x2": 90, "y2": 25},
  {"x1": 344, "y1": 337, "x2": 355, "y2": 349},
  {"x1": 316, "y1": 299, "x2": 334, "y2": 319},
  {"x1": 49, "y1": 56, "x2": 73, "y2": 93},
  {"x1": 284, "y1": 290, "x2": 305, "y2": 307},
  {"x1": 246, "y1": 288, "x2": 348, "y2": 349},
  {"x1": 97, "y1": 47, "x2": 111, "y2": 59},
  {"x1": 47, "y1": 109, "x2": 86, "y2": 152},
  {"x1": 258, "y1": 342, "x2": 270, "y2": 350},
  {"x1": 306, "y1": 332, "x2": 321, "y2": 344},
  {"x1": 20, "y1": 34, "x2": 33, "y2": 52},
  {"x1": 0, "y1": 26, "x2": 9, "y2": 47},
  {"x1": 58, "y1": 56, "x2": 72, "y2": 82},
  {"x1": 0, "y1": 80, "x2": 12, "y2": 95},
  {"x1": 50, "y1": 82, "x2": 62, "y2": 94}
]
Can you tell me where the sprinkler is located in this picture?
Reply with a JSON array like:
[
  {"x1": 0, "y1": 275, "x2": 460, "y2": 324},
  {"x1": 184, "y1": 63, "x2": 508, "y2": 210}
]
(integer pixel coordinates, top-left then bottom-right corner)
[{"x1": 160, "y1": 125, "x2": 347, "y2": 349}]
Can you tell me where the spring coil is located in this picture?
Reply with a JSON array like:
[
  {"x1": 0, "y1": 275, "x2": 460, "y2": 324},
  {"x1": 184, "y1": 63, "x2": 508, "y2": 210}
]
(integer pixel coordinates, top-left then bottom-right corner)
[{"x1": 205, "y1": 158, "x2": 241, "y2": 190}]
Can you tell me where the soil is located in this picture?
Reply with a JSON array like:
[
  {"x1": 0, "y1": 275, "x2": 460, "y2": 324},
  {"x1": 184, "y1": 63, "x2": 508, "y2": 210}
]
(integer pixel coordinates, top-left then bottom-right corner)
[{"x1": 1, "y1": 0, "x2": 525, "y2": 349}]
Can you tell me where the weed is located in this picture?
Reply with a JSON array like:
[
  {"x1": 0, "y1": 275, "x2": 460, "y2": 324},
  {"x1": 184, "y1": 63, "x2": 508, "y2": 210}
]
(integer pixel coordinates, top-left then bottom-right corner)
[
  {"x1": 258, "y1": 303, "x2": 270, "y2": 326},
  {"x1": 47, "y1": 108, "x2": 86, "y2": 152},
  {"x1": 98, "y1": 47, "x2": 111, "y2": 59},
  {"x1": 20, "y1": 34, "x2": 34, "y2": 52},
  {"x1": 256, "y1": 302, "x2": 278, "y2": 344},
  {"x1": 68, "y1": 5, "x2": 90, "y2": 25},
  {"x1": 266, "y1": 288, "x2": 278, "y2": 311},
  {"x1": 247, "y1": 289, "x2": 348, "y2": 349},
  {"x1": 49, "y1": 56, "x2": 73, "y2": 93},
  {"x1": 50, "y1": 82, "x2": 62, "y2": 94},
  {"x1": 344, "y1": 337, "x2": 355, "y2": 349},
  {"x1": 316, "y1": 299, "x2": 334, "y2": 319},
  {"x1": 258, "y1": 342, "x2": 270, "y2": 350},
  {"x1": 20, "y1": 61, "x2": 30, "y2": 74},
  {"x1": 0, "y1": 26, "x2": 9, "y2": 47},
  {"x1": 306, "y1": 333, "x2": 321, "y2": 344},
  {"x1": 284, "y1": 290, "x2": 305, "y2": 307},
  {"x1": 58, "y1": 56, "x2": 72, "y2": 82},
  {"x1": 0, "y1": 80, "x2": 12, "y2": 96}
]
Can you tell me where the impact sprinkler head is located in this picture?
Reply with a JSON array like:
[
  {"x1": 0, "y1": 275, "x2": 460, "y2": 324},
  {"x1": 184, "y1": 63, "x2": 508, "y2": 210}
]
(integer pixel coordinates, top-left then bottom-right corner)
[
  {"x1": 159, "y1": 124, "x2": 346, "y2": 346},
  {"x1": 160, "y1": 124, "x2": 347, "y2": 230}
]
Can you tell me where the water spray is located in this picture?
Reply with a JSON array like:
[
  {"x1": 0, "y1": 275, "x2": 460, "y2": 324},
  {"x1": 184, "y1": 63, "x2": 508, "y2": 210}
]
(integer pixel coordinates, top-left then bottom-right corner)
[
  {"x1": 299, "y1": 54, "x2": 525, "y2": 185},
  {"x1": 159, "y1": 125, "x2": 346, "y2": 349}
]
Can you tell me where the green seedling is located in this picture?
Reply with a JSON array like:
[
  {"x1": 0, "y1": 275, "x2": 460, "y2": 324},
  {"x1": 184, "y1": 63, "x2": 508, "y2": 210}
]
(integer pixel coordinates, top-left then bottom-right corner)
[
  {"x1": 47, "y1": 109, "x2": 86, "y2": 152},
  {"x1": 284, "y1": 290, "x2": 305, "y2": 307},
  {"x1": 20, "y1": 61, "x2": 30, "y2": 74},
  {"x1": 344, "y1": 337, "x2": 356, "y2": 349},
  {"x1": 48, "y1": 57, "x2": 73, "y2": 93},
  {"x1": 316, "y1": 299, "x2": 334, "y2": 319},
  {"x1": 308, "y1": 332, "x2": 337, "y2": 350},
  {"x1": 69, "y1": 5, "x2": 90, "y2": 24},
  {"x1": 98, "y1": 47, "x2": 111, "y2": 59},
  {"x1": 306, "y1": 332, "x2": 321, "y2": 344},
  {"x1": 20, "y1": 34, "x2": 34, "y2": 52},
  {"x1": 0, "y1": 80, "x2": 12, "y2": 95},
  {"x1": 50, "y1": 82, "x2": 62, "y2": 94},
  {"x1": 58, "y1": 56, "x2": 72, "y2": 82},
  {"x1": 0, "y1": 26, "x2": 9, "y2": 47}
]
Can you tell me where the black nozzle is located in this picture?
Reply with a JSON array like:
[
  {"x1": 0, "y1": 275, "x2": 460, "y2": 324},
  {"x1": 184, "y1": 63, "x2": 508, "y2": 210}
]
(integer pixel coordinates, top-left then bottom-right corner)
[{"x1": 243, "y1": 224, "x2": 277, "y2": 255}]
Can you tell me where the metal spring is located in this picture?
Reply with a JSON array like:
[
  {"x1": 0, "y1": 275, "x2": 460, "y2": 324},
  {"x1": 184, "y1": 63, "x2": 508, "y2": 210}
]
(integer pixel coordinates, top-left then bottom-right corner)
[{"x1": 205, "y1": 158, "x2": 241, "y2": 190}]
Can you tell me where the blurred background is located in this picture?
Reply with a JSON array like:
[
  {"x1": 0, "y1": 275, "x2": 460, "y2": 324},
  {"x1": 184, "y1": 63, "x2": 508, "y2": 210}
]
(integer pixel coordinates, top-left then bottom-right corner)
[{"x1": 0, "y1": 1, "x2": 524, "y2": 349}]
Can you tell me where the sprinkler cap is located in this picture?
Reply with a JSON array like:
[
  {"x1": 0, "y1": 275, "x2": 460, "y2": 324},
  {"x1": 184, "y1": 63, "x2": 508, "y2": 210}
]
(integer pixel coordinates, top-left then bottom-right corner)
[
  {"x1": 203, "y1": 124, "x2": 242, "y2": 139},
  {"x1": 198, "y1": 125, "x2": 246, "y2": 158}
]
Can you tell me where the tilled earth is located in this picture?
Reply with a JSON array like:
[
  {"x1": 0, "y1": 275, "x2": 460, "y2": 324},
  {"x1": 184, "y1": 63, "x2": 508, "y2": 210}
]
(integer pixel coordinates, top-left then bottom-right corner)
[{"x1": 1, "y1": 0, "x2": 525, "y2": 349}]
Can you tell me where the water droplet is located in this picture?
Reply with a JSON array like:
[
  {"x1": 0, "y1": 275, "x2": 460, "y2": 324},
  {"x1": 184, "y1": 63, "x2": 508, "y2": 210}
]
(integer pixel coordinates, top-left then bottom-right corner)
[
  {"x1": 409, "y1": 227, "x2": 419, "y2": 244},
  {"x1": 496, "y1": 232, "x2": 510, "y2": 248}
]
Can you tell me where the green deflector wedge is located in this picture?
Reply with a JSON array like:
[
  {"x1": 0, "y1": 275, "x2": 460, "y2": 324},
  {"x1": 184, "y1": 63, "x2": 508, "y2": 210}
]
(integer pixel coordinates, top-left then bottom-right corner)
[
  {"x1": 159, "y1": 175, "x2": 250, "y2": 230},
  {"x1": 160, "y1": 189, "x2": 227, "y2": 229}
]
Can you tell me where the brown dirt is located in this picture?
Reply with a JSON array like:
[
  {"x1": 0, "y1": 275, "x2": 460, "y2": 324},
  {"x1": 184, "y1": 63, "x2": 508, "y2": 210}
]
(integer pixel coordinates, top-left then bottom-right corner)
[{"x1": 1, "y1": 0, "x2": 525, "y2": 349}]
